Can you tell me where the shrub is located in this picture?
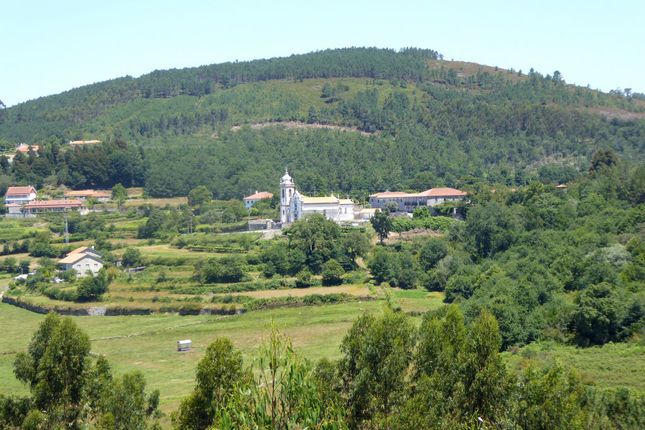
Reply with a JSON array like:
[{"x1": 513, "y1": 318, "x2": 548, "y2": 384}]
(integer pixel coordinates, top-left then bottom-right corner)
[
  {"x1": 295, "y1": 269, "x2": 314, "y2": 288},
  {"x1": 121, "y1": 247, "x2": 142, "y2": 268},
  {"x1": 322, "y1": 259, "x2": 344, "y2": 286},
  {"x1": 196, "y1": 256, "x2": 246, "y2": 283},
  {"x1": 76, "y1": 269, "x2": 110, "y2": 302}
]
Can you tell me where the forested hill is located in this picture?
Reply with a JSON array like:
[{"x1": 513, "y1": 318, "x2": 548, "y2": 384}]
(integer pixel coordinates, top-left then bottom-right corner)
[
  {"x1": 0, "y1": 48, "x2": 439, "y2": 141},
  {"x1": 0, "y1": 47, "x2": 644, "y2": 198}
]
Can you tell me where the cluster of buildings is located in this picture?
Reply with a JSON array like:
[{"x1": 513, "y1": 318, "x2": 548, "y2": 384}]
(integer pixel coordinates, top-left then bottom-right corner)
[
  {"x1": 243, "y1": 170, "x2": 466, "y2": 227},
  {"x1": 3, "y1": 185, "x2": 111, "y2": 217}
]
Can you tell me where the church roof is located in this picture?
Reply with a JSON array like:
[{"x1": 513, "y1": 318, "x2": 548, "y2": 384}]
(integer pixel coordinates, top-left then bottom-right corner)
[
  {"x1": 281, "y1": 169, "x2": 293, "y2": 182},
  {"x1": 300, "y1": 196, "x2": 339, "y2": 204},
  {"x1": 339, "y1": 198, "x2": 354, "y2": 205}
]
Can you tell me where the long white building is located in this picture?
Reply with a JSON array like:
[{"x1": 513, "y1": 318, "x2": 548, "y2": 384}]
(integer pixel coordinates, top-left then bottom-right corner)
[
  {"x1": 279, "y1": 170, "x2": 357, "y2": 225},
  {"x1": 369, "y1": 187, "x2": 467, "y2": 212}
]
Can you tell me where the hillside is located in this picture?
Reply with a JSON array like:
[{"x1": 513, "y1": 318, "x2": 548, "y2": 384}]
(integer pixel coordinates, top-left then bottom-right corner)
[{"x1": 1, "y1": 47, "x2": 644, "y2": 198}]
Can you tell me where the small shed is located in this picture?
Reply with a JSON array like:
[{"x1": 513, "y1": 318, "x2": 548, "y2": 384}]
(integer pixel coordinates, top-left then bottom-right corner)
[{"x1": 177, "y1": 339, "x2": 192, "y2": 352}]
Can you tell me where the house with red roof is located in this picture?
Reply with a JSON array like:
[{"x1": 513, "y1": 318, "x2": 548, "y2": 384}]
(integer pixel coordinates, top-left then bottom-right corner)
[
  {"x1": 6, "y1": 198, "x2": 86, "y2": 218},
  {"x1": 243, "y1": 191, "x2": 273, "y2": 209},
  {"x1": 15, "y1": 144, "x2": 40, "y2": 156},
  {"x1": 4, "y1": 186, "x2": 37, "y2": 204},
  {"x1": 369, "y1": 187, "x2": 467, "y2": 212}
]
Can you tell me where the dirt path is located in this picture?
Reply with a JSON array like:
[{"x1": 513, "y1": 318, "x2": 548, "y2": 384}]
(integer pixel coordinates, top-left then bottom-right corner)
[{"x1": 231, "y1": 121, "x2": 375, "y2": 136}]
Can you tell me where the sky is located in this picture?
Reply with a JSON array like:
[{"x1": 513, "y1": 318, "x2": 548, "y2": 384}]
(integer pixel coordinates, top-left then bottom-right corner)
[{"x1": 2, "y1": 0, "x2": 643, "y2": 106}]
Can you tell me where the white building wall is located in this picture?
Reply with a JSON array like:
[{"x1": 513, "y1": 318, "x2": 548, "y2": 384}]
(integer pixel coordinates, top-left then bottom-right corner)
[
  {"x1": 71, "y1": 257, "x2": 103, "y2": 277},
  {"x1": 338, "y1": 203, "x2": 355, "y2": 221},
  {"x1": 300, "y1": 203, "x2": 341, "y2": 220},
  {"x1": 5, "y1": 192, "x2": 36, "y2": 205}
]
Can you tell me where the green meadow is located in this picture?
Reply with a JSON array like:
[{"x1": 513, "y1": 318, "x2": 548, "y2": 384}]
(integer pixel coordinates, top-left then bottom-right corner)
[{"x1": 0, "y1": 300, "x2": 388, "y2": 417}]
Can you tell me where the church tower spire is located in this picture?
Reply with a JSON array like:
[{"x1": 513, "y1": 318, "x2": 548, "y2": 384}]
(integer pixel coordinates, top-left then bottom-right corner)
[{"x1": 280, "y1": 169, "x2": 295, "y2": 224}]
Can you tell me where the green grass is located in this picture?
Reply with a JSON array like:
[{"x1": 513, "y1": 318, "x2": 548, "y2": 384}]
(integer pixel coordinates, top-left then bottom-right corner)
[
  {"x1": 0, "y1": 300, "x2": 403, "y2": 418},
  {"x1": 505, "y1": 341, "x2": 645, "y2": 393},
  {"x1": 389, "y1": 288, "x2": 445, "y2": 313},
  {"x1": 0, "y1": 218, "x2": 47, "y2": 241},
  {"x1": 3, "y1": 298, "x2": 644, "y2": 426}
]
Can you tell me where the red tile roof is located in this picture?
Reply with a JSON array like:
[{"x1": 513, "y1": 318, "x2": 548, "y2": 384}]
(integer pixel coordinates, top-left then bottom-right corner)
[
  {"x1": 6, "y1": 186, "x2": 36, "y2": 196},
  {"x1": 25, "y1": 199, "x2": 83, "y2": 209},
  {"x1": 370, "y1": 187, "x2": 467, "y2": 199},
  {"x1": 15, "y1": 144, "x2": 39, "y2": 153},
  {"x1": 422, "y1": 187, "x2": 468, "y2": 197},
  {"x1": 243, "y1": 191, "x2": 273, "y2": 200},
  {"x1": 370, "y1": 191, "x2": 412, "y2": 198}
]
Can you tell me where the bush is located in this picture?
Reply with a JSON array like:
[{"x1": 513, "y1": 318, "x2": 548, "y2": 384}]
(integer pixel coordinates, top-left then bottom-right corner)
[
  {"x1": 322, "y1": 259, "x2": 344, "y2": 286},
  {"x1": 76, "y1": 269, "x2": 110, "y2": 302},
  {"x1": 196, "y1": 256, "x2": 246, "y2": 283},
  {"x1": 368, "y1": 247, "x2": 420, "y2": 289},
  {"x1": 43, "y1": 286, "x2": 79, "y2": 302},
  {"x1": 121, "y1": 247, "x2": 142, "y2": 268},
  {"x1": 418, "y1": 238, "x2": 448, "y2": 270},
  {"x1": 295, "y1": 269, "x2": 314, "y2": 288}
]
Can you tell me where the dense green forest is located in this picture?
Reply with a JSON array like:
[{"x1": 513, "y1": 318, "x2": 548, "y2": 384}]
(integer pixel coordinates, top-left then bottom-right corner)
[{"x1": 1, "y1": 47, "x2": 644, "y2": 199}]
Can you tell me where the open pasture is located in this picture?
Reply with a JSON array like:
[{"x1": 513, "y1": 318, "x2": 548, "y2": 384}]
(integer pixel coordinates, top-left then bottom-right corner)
[{"x1": 0, "y1": 300, "x2": 391, "y2": 417}]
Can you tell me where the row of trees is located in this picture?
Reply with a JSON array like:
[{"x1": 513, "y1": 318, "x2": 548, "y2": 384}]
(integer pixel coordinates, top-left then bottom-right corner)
[{"x1": 172, "y1": 307, "x2": 644, "y2": 430}]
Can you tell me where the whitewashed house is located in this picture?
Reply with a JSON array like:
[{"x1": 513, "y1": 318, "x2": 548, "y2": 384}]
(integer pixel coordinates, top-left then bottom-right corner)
[
  {"x1": 243, "y1": 191, "x2": 273, "y2": 209},
  {"x1": 58, "y1": 246, "x2": 104, "y2": 277},
  {"x1": 4, "y1": 186, "x2": 37, "y2": 204},
  {"x1": 7, "y1": 199, "x2": 86, "y2": 218},
  {"x1": 369, "y1": 187, "x2": 468, "y2": 212}
]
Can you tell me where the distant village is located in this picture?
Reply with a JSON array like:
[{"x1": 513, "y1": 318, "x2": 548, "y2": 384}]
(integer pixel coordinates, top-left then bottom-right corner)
[{"x1": 3, "y1": 141, "x2": 468, "y2": 227}]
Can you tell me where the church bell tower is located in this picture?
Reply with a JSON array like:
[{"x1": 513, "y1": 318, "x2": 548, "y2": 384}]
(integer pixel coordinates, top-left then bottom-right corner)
[{"x1": 280, "y1": 169, "x2": 295, "y2": 224}]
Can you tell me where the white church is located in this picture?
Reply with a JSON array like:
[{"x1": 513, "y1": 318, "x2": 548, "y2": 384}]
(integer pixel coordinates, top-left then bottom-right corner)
[{"x1": 280, "y1": 170, "x2": 358, "y2": 225}]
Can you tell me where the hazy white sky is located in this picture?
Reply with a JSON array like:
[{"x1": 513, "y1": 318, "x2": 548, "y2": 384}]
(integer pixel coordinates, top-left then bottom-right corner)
[{"x1": 2, "y1": 0, "x2": 643, "y2": 106}]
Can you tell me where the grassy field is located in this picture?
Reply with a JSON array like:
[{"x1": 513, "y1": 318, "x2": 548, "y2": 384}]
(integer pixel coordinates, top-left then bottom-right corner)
[
  {"x1": 505, "y1": 341, "x2": 645, "y2": 393},
  {"x1": 3, "y1": 297, "x2": 643, "y2": 425},
  {"x1": 0, "y1": 300, "x2": 391, "y2": 421},
  {"x1": 0, "y1": 218, "x2": 47, "y2": 241}
]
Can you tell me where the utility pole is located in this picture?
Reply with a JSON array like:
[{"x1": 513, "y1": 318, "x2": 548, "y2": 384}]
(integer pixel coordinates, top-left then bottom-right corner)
[{"x1": 64, "y1": 209, "x2": 69, "y2": 244}]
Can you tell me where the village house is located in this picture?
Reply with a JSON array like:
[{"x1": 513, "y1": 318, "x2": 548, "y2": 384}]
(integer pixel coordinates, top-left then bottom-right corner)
[
  {"x1": 4, "y1": 186, "x2": 37, "y2": 204},
  {"x1": 15, "y1": 144, "x2": 40, "y2": 156},
  {"x1": 243, "y1": 191, "x2": 273, "y2": 209},
  {"x1": 6, "y1": 199, "x2": 86, "y2": 217},
  {"x1": 279, "y1": 170, "x2": 366, "y2": 225},
  {"x1": 58, "y1": 246, "x2": 104, "y2": 277},
  {"x1": 369, "y1": 187, "x2": 468, "y2": 212},
  {"x1": 64, "y1": 189, "x2": 111, "y2": 202}
]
